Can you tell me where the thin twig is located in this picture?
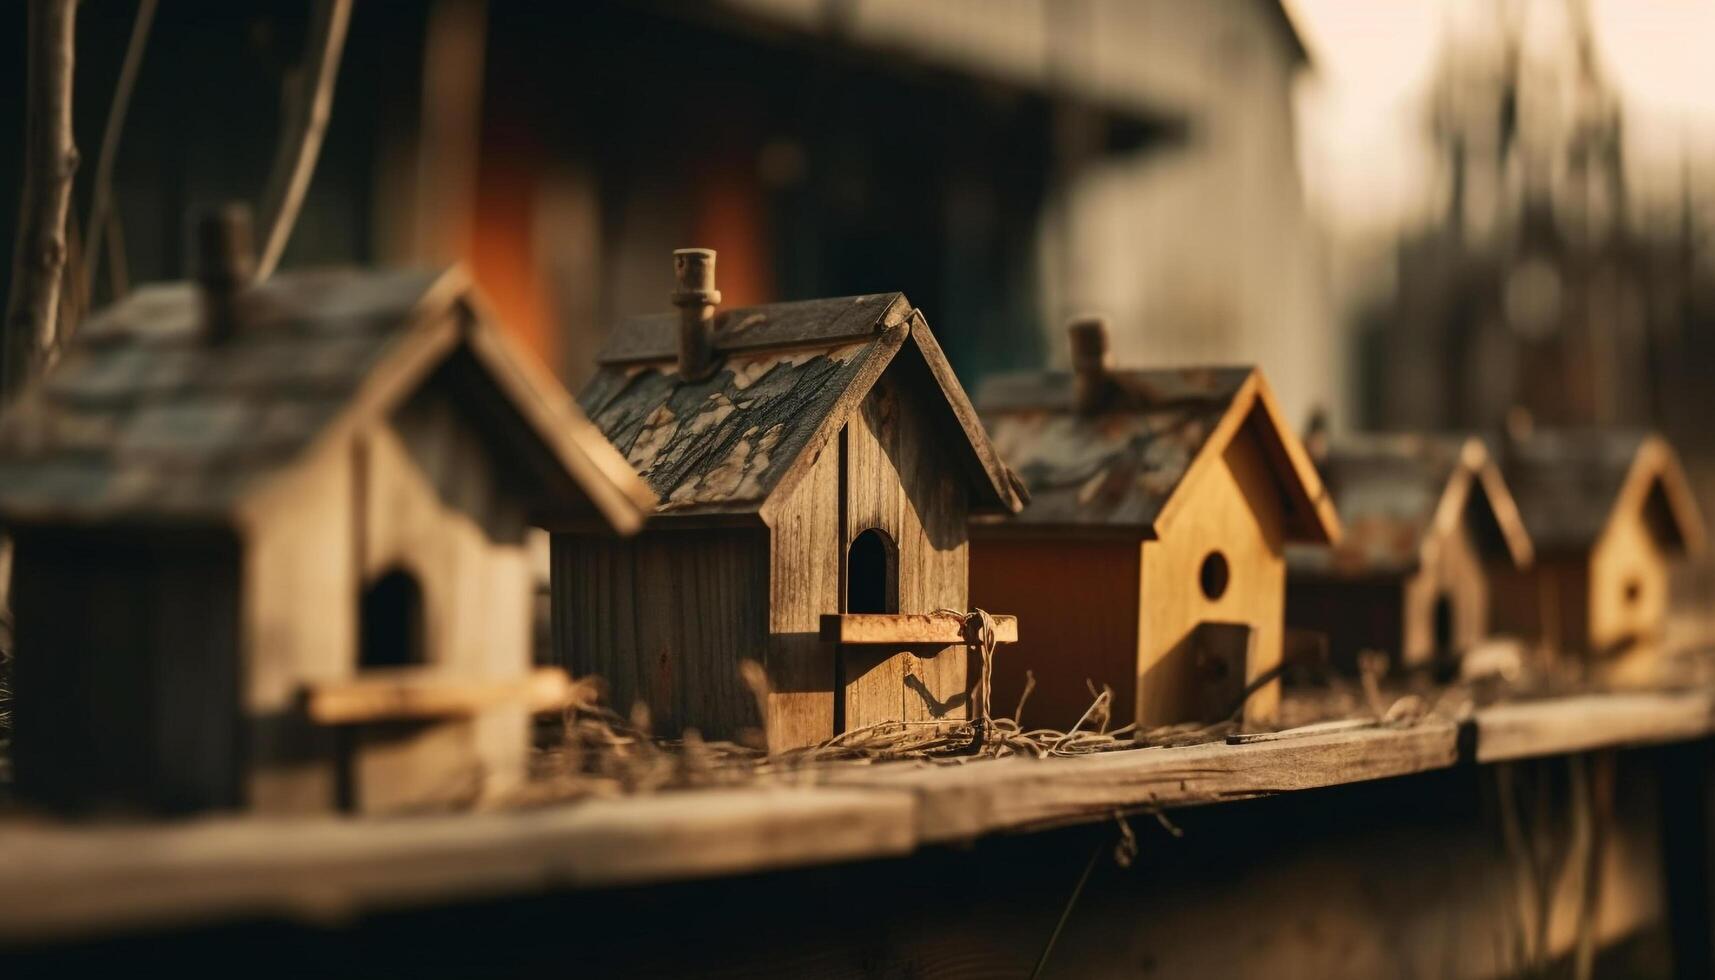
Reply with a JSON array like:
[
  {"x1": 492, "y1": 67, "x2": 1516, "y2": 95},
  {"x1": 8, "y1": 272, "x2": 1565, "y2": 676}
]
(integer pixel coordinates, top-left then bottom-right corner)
[
  {"x1": 1031, "y1": 836, "x2": 1104, "y2": 980},
  {"x1": 255, "y1": 0, "x2": 353, "y2": 280},
  {"x1": 81, "y1": 0, "x2": 155, "y2": 312},
  {"x1": 3, "y1": 0, "x2": 80, "y2": 404}
]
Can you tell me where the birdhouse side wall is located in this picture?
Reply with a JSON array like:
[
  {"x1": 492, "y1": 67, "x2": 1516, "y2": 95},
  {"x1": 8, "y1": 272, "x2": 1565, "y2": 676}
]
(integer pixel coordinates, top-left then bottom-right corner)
[
  {"x1": 838, "y1": 366, "x2": 970, "y2": 734},
  {"x1": 1137, "y1": 427, "x2": 1287, "y2": 730},
  {"x1": 1487, "y1": 555, "x2": 1591, "y2": 662},
  {"x1": 553, "y1": 527, "x2": 772, "y2": 741},
  {"x1": 1589, "y1": 505, "x2": 1669, "y2": 677},
  {"x1": 12, "y1": 527, "x2": 242, "y2": 814},
  {"x1": 969, "y1": 536, "x2": 1142, "y2": 730},
  {"x1": 1284, "y1": 575, "x2": 1408, "y2": 673}
]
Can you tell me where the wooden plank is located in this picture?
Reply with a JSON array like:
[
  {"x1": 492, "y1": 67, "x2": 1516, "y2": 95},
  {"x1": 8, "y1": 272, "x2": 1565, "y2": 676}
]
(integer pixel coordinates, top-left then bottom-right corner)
[
  {"x1": 0, "y1": 787, "x2": 916, "y2": 944},
  {"x1": 1473, "y1": 690, "x2": 1715, "y2": 763},
  {"x1": 829, "y1": 720, "x2": 1462, "y2": 843},
  {"x1": 305, "y1": 667, "x2": 587, "y2": 725},
  {"x1": 766, "y1": 437, "x2": 841, "y2": 749},
  {"x1": 819, "y1": 613, "x2": 1017, "y2": 645}
]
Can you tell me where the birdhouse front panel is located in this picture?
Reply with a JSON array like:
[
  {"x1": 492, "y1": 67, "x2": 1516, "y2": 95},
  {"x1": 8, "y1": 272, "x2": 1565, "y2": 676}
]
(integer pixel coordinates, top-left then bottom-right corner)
[
  {"x1": 1587, "y1": 488, "x2": 1672, "y2": 677},
  {"x1": 838, "y1": 363, "x2": 970, "y2": 733},
  {"x1": 1137, "y1": 423, "x2": 1288, "y2": 729}
]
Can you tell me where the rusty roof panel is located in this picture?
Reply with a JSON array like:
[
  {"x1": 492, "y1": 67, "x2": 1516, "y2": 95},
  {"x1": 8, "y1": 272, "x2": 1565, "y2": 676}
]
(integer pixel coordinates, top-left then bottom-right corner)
[
  {"x1": 1287, "y1": 434, "x2": 1465, "y2": 576},
  {"x1": 0, "y1": 268, "x2": 445, "y2": 522},
  {"x1": 976, "y1": 367, "x2": 1252, "y2": 529},
  {"x1": 581, "y1": 340, "x2": 886, "y2": 514},
  {"x1": 1501, "y1": 430, "x2": 1645, "y2": 553}
]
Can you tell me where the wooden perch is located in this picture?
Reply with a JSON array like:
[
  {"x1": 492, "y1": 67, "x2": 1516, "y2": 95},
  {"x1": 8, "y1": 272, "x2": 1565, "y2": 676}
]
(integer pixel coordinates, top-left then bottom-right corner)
[
  {"x1": 255, "y1": 0, "x2": 353, "y2": 280},
  {"x1": 305, "y1": 667, "x2": 589, "y2": 725},
  {"x1": 3, "y1": 0, "x2": 80, "y2": 404},
  {"x1": 820, "y1": 613, "x2": 1019, "y2": 645}
]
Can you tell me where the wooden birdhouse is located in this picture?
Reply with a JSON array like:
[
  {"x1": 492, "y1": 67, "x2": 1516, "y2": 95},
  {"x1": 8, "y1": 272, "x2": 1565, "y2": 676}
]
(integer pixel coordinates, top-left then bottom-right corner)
[
  {"x1": 969, "y1": 318, "x2": 1340, "y2": 733},
  {"x1": 555, "y1": 249, "x2": 1025, "y2": 750},
  {"x1": 1285, "y1": 435, "x2": 1534, "y2": 674},
  {"x1": 1488, "y1": 429, "x2": 1705, "y2": 678},
  {"x1": 0, "y1": 208, "x2": 653, "y2": 816}
]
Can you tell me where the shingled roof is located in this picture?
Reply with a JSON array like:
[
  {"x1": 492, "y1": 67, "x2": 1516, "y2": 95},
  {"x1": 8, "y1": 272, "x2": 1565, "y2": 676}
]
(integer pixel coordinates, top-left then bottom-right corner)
[
  {"x1": 0, "y1": 266, "x2": 654, "y2": 531},
  {"x1": 1500, "y1": 430, "x2": 1704, "y2": 557},
  {"x1": 974, "y1": 365, "x2": 1339, "y2": 541},
  {"x1": 1288, "y1": 434, "x2": 1532, "y2": 577},
  {"x1": 579, "y1": 292, "x2": 1024, "y2": 522}
]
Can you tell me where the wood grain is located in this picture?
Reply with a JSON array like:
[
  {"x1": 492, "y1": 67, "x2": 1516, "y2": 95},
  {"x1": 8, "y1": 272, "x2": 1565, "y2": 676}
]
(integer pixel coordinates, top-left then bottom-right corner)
[
  {"x1": 553, "y1": 528, "x2": 771, "y2": 740},
  {"x1": 829, "y1": 720, "x2": 1462, "y2": 842},
  {"x1": 841, "y1": 368, "x2": 970, "y2": 731},
  {"x1": 0, "y1": 787, "x2": 916, "y2": 944},
  {"x1": 820, "y1": 613, "x2": 1017, "y2": 645},
  {"x1": 1473, "y1": 690, "x2": 1715, "y2": 763}
]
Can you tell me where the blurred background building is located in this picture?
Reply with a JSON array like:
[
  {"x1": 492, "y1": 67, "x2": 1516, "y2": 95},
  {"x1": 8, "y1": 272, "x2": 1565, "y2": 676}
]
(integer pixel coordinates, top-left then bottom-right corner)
[
  {"x1": 0, "y1": 0, "x2": 1329, "y2": 421},
  {"x1": 2, "y1": 0, "x2": 1713, "y2": 582}
]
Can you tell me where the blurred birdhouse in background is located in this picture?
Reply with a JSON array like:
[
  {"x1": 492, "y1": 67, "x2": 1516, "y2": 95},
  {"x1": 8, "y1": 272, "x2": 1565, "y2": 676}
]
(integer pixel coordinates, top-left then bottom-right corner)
[
  {"x1": 1286, "y1": 435, "x2": 1534, "y2": 677},
  {"x1": 1490, "y1": 429, "x2": 1706, "y2": 683},
  {"x1": 0, "y1": 206, "x2": 652, "y2": 816}
]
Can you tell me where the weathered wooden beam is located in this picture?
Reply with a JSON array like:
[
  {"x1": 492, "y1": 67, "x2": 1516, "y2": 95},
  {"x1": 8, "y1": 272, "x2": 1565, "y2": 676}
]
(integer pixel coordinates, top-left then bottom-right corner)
[
  {"x1": 819, "y1": 613, "x2": 1018, "y2": 645},
  {"x1": 828, "y1": 720, "x2": 1462, "y2": 842},
  {"x1": 0, "y1": 786, "x2": 916, "y2": 943},
  {"x1": 305, "y1": 666, "x2": 586, "y2": 725},
  {"x1": 1472, "y1": 689, "x2": 1715, "y2": 763}
]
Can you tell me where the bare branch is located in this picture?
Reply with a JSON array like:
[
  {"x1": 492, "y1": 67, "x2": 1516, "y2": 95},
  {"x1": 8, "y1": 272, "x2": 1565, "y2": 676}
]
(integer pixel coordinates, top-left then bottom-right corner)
[
  {"x1": 255, "y1": 0, "x2": 353, "y2": 280},
  {"x1": 3, "y1": 0, "x2": 80, "y2": 404},
  {"x1": 82, "y1": 0, "x2": 157, "y2": 312}
]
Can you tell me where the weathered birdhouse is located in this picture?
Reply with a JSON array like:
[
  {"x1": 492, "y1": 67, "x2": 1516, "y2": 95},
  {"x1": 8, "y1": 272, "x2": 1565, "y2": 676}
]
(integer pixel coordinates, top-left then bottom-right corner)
[
  {"x1": 970, "y1": 318, "x2": 1340, "y2": 733},
  {"x1": 0, "y1": 208, "x2": 653, "y2": 816},
  {"x1": 1285, "y1": 435, "x2": 1534, "y2": 674},
  {"x1": 556, "y1": 249, "x2": 1024, "y2": 750},
  {"x1": 1488, "y1": 430, "x2": 1705, "y2": 678}
]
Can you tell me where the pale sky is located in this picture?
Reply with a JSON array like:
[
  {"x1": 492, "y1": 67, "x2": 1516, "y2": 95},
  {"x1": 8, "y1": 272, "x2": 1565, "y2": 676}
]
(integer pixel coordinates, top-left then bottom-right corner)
[{"x1": 1286, "y1": 0, "x2": 1715, "y2": 235}]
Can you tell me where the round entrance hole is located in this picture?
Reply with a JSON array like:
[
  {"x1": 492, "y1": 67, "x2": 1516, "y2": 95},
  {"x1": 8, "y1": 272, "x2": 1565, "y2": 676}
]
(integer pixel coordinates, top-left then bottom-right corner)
[{"x1": 1199, "y1": 551, "x2": 1230, "y2": 601}]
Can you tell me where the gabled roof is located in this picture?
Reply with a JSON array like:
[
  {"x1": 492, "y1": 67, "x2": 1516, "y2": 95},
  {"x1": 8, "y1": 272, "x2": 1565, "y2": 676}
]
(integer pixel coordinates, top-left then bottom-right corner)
[
  {"x1": 1501, "y1": 430, "x2": 1705, "y2": 557},
  {"x1": 579, "y1": 293, "x2": 1024, "y2": 522},
  {"x1": 1289, "y1": 434, "x2": 1533, "y2": 577},
  {"x1": 974, "y1": 366, "x2": 1340, "y2": 542},
  {"x1": 0, "y1": 266, "x2": 655, "y2": 533}
]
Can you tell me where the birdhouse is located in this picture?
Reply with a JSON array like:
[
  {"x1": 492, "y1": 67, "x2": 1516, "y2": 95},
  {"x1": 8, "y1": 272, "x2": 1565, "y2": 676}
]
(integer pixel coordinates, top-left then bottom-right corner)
[
  {"x1": 555, "y1": 249, "x2": 1024, "y2": 751},
  {"x1": 969, "y1": 318, "x2": 1340, "y2": 733},
  {"x1": 1488, "y1": 429, "x2": 1705, "y2": 678},
  {"x1": 1285, "y1": 435, "x2": 1534, "y2": 674},
  {"x1": 0, "y1": 208, "x2": 653, "y2": 816}
]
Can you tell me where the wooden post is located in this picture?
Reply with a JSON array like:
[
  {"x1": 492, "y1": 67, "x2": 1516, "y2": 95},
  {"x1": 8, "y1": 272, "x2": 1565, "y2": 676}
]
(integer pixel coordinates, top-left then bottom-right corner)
[
  {"x1": 194, "y1": 205, "x2": 255, "y2": 344},
  {"x1": 1068, "y1": 315, "x2": 1109, "y2": 414},
  {"x1": 672, "y1": 248, "x2": 720, "y2": 380},
  {"x1": 3, "y1": 0, "x2": 80, "y2": 404}
]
